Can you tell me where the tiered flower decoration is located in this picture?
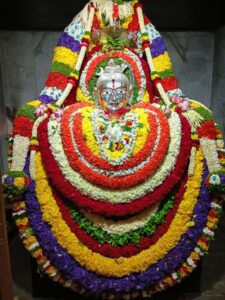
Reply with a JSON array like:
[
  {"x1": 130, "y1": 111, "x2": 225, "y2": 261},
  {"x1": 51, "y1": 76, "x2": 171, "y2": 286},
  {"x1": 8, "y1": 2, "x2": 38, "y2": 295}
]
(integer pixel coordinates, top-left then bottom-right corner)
[{"x1": 2, "y1": 0, "x2": 225, "y2": 299}]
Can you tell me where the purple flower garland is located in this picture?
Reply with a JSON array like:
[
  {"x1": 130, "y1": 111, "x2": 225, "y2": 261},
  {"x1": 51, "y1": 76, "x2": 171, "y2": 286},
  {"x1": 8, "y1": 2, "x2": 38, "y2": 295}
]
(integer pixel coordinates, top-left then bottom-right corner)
[
  {"x1": 37, "y1": 32, "x2": 81, "y2": 105},
  {"x1": 57, "y1": 32, "x2": 81, "y2": 53},
  {"x1": 24, "y1": 162, "x2": 210, "y2": 294},
  {"x1": 38, "y1": 95, "x2": 56, "y2": 104},
  {"x1": 150, "y1": 37, "x2": 167, "y2": 58}
]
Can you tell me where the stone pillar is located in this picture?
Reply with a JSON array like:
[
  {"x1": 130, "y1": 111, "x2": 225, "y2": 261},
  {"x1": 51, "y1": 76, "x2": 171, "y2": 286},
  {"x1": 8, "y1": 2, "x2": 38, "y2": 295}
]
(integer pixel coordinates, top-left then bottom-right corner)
[{"x1": 211, "y1": 26, "x2": 225, "y2": 134}]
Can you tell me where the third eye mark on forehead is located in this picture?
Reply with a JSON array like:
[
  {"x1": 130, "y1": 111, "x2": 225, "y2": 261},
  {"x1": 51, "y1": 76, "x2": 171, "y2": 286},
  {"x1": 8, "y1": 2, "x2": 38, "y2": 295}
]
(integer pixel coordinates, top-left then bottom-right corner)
[{"x1": 101, "y1": 87, "x2": 127, "y2": 94}]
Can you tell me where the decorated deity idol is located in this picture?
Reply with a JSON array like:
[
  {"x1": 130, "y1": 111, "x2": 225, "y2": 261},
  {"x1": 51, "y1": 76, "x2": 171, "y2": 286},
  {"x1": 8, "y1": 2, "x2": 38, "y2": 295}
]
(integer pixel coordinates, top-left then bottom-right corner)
[{"x1": 2, "y1": 0, "x2": 225, "y2": 299}]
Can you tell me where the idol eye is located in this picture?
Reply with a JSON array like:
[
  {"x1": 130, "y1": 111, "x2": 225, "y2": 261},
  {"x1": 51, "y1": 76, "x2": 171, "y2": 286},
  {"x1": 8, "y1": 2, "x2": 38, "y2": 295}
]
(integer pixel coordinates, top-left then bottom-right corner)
[{"x1": 103, "y1": 90, "x2": 110, "y2": 95}]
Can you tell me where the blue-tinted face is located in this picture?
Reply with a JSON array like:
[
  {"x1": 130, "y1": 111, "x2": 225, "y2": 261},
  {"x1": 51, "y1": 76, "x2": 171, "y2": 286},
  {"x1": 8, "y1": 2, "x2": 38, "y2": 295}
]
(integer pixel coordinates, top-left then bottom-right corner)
[{"x1": 98, "y1": 79, "x2": 129, "y2": 112}]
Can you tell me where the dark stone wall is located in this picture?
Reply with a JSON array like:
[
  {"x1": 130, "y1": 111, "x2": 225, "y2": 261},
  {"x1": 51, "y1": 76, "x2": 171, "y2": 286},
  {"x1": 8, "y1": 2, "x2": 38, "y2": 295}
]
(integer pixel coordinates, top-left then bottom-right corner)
[{"x1": 0, "y1": 28, "x2": 225, "y2": 172}]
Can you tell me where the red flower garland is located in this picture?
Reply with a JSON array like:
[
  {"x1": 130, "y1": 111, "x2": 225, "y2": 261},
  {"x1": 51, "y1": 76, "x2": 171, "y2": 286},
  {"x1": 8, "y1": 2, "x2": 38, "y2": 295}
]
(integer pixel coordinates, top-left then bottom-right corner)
[
  {"x1": 198, "y1": 121, "x2": 217, "y2": 140},
  {"x1": 54, "y1": 175, "x2": 187, "y2": 258},
  {"x1": 128, "y1": 4, "x2": 151, "y2": 32},
  {"x1": 160, "y1": 77, "x2": 179, "y2": 92},
  {"x1": 13, "y1": 116, "x2": 34, "y2": 138},
  {"x1": 69, "y1": 108, "x2": 158, "y2": 171},
  {"x1": 85, "y1": 53, "x2": 109, "y2": 85},
  {"x1": 45, "y1": 72, "x2": 68, "y2": 90},
  {"x1": 62, "y1": 105, "x2": 160, "y2": 171},
  {"x1": 37, "y1": 112, "x2": 191, "y2": 217},
  {"x1": 84, "y1": 50, "x2": 145, "y2": 92},
  {"x1": 60, "y1": 103, "x2": 170, "y2": 189}
]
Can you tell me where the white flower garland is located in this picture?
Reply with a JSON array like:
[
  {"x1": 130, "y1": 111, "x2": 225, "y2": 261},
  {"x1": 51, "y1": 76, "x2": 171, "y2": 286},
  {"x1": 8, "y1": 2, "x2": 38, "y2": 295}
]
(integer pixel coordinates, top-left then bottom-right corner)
[
  {"x1": 91, "y1": 109, "x2": 139, "y2": 165},
  {"x1": 47, "y1": 110, "x2": 181, "y2": 204},
  {"x1": 200, "y1": 138, "x2": 221, "y2": 173},
  {"x1": 182, "y1": 110, "x2": 204, "y2": 132},
  {"x1": 92, "y1": 0, "x2": 134, "y2": 27},
  {"x1": 65, "y1": 6, "x2": 86, "y2": 41},
  {"x1": 82, "y1": 203, "x2": 159, "y2": 234},
  {"x1": 188, "y1": 147, "x2": 197, "y2": 176},
  {"x1": 11, "y1": 135, "x2": 30, "y2": 172},
  {"x1": 79, "y1": 49, "x2": 147, "y2": 104},
  {"x1": 70, "y1": 107, "x2": 161, "y2": 177},
  {"x1": 40, "y1": 87, "x2": 63, "y2": 101}
]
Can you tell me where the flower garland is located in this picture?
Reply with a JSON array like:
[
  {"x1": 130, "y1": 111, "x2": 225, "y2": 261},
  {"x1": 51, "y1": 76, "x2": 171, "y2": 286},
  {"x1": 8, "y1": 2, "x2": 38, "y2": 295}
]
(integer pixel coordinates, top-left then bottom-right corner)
[
  {"x1": 49, "y1": 106, "x2": 171, "y2": 190},
  {"x1": 64, "y1": 104, "x2": 156, "y2": 171},
  {"x1": 56, "y1": 104, "x2": 170, "y2": 188},
  {"x1": 8, "y1": 149, "x2": 219, "y2": 296},
  {"x1": 91, "y1": 109, "x2": 139, "y2": 165},
  {"x1": 46, "y1": 109, "x2": 179, "y2": 194},
  {"x1": 57, "y1": 32, "x2": 81, "y2": 53},
  {"x1": 200, "y1": 138, "x2": 221, "y2": 173},
  {"x1": 14, "y1": 188, "x2": 220, "y2": 299},
  {"x1": 79, "y1": 48, "x2": 147, "y2": 105},
  {"x1": 14, "y1": 189, "x2": 221, "y2": 299},
  {"x1": 12, "y1": 201, "x2": 90, "y2": 296},
  {"x1": 2, "y1": 171, "x2": 30, "y2": 201},
  {"x1": 11, "y1": 135, "x2": 30, "y2": 171},
  {"x1": 50, "y1": 181, "x2": 185, "y2": 258},
  {"x1": 53, "y1": 46, "x2": 79, "y2": 69},
  {"x1": 34, "y1": 147, "x2": 203, "y2": 277},
  {"x1": 18, "y1": 156, "x2": 219, "y2": 296},
  {"x1": 37, "y1": 112, "x2": 191, "y2": 217},
  {"x1": 13, "y1": 117, "x2": 34, "y2": 138}
]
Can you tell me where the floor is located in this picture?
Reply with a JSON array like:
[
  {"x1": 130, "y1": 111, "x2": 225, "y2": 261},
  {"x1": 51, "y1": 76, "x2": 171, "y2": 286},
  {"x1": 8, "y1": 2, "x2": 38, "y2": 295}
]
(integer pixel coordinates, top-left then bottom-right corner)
[{"x1": 9, "y1": 202, "x2": 225, "y2": 300}]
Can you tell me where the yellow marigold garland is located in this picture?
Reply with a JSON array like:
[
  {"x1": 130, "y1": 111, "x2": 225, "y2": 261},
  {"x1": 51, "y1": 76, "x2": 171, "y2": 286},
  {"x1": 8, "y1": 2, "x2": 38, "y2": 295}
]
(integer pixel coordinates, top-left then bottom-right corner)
[
  {"x1": 76, "y1": 87, "x2": 94, "y2": 103},
  {"x1": 153, "y1": 52, "x2": 172, "y2": 73},
  {"x1": 82, "y1": 106, "x2": 150, "y2": 158},
  {"x1": 28, "y1": 100, "x2": 42, "y2": 107},
  {"x1": 53, "y1": 46, "x2": 79, "y2": 69},
  {"x1": 34, "y1": 149, "x2": 203, "y2": 277}
]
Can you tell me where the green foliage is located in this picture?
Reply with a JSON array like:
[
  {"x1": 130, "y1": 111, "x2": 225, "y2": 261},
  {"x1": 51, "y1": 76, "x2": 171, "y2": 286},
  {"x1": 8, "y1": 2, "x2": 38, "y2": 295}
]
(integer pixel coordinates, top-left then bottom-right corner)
[
  {"x1": 68, "y1": 195, "x2": 174, "y2": 246},
  {"x1": 17, "y1": 105, "x2": 37, "y2": 122},
  {"x1": 51, "y1": 61, "x2": 72, "y2": 76}
]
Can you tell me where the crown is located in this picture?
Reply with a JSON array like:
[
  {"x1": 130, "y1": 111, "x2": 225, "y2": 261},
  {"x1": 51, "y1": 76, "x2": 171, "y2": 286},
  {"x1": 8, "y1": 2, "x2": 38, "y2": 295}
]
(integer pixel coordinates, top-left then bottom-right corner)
[
  {"x1": 96, "y1": 59, "x2": 130, "y2": 88},
  {"x1": 97, "y1": 59, "x2": 128, "y2": 76}
]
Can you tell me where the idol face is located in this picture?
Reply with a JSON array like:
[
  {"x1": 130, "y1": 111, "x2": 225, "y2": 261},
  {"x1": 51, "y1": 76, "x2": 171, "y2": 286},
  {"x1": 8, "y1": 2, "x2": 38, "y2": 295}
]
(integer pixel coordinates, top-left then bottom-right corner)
[
  {"x1": 95, "y1": 59, "x2": 133, "y2": 112},
  {"x1": 98, "y1": 78, "x2": 129, "y2": 112}
]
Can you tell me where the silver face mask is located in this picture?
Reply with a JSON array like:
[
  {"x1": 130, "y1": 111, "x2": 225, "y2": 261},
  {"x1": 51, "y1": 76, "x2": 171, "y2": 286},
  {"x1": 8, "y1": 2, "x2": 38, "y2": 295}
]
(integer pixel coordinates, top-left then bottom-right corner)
[
  {"x1": 99, "y1": 79, "x2": 128, "y2": 111},
  {"x1": 96, "y1": 59, "x2": 133, "y2": 112}
]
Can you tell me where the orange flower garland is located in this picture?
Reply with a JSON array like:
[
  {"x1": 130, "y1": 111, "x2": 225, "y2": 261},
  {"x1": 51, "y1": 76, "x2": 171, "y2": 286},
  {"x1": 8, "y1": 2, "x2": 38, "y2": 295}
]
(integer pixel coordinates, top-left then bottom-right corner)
[
  {"x1": 37, "y1": 112, "x2": 191, "y2": 217},
  {"x1": 59, "y1": 103, "x2": 170, "y2": 189}
]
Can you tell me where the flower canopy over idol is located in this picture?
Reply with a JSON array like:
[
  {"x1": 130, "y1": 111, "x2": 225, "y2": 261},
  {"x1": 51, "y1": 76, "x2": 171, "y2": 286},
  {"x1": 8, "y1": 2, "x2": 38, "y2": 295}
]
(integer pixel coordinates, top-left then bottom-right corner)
[{"x1": 2, "y1": 0, "x2": 225, "y2": 299}]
